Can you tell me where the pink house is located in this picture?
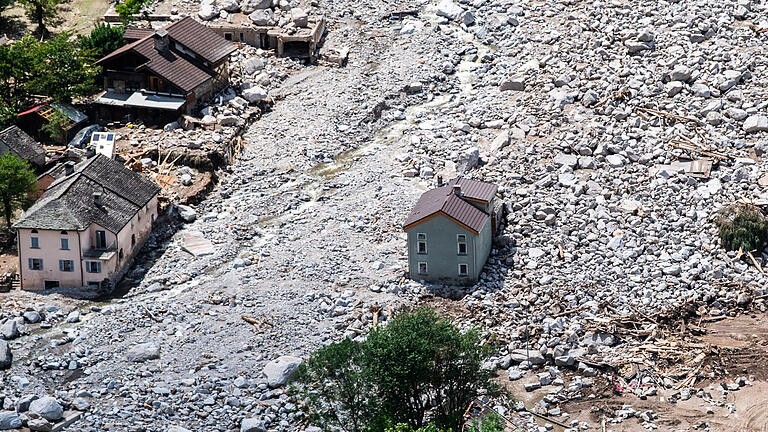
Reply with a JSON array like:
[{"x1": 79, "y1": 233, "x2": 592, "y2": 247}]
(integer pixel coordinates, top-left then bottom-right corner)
[{"x1": 13, "y1": 155, "x2": 160, "y2": 291}]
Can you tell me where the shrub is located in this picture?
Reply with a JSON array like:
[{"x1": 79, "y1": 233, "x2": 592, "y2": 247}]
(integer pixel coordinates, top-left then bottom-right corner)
[
  {"x1": 292, "y1": 308, "x2": 495, "y2": 432},
  {"x1": 78, "y1": 23, "x2": 126, "y2": 58},
  {"x1": 468, "y1": 413, "x2": 505, "y2": 432},
  {"x1": 715, "y1": 204, "x2": 768, "y2": 252}
]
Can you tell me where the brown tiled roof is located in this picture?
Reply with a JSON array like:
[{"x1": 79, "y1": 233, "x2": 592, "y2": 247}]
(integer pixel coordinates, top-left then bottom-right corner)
[
  {"x1": 133, "y1": 37, "x2": 213, "y2": 92},
  {"x1": 124, "y1": 28, "x2": 154, "y2": 41},
  {"x1": 165, "y1": 16, "x2": 236, "y2": 64},
  {"x1": 402, "y1": 178, "x2": 497, "y2": 234}
]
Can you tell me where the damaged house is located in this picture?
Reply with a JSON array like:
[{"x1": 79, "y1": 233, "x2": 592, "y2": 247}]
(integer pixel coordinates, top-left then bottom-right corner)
[
  {"x1": 13, "y1": 155, "x2": 160, "y2": 291},
  {"x1": 94, "y1": 17, "x2": 236, "y2": 121},
  {"x1": 402, "y1": 177, "x2": 504, "y2": 285},
  {"x1": 0, "y1": 125, "x2": 46, "y2": 170}
]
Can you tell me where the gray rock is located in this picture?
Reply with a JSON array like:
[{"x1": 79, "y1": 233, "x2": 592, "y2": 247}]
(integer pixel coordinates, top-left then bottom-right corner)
[
  {"x1": 242, "y1": 86, "x2": 268, "y2": 103},
  {"x1": 29, "y1": 397, "x2": 63, "y2": 421},
  {"x1": 198, "y1": 4, "x2": 220, "y2": 20},
  {"x1": 27, "y1": 418, "x2": 53, "y2": 431},
  {"x1": 0, "y1": 320, "x2": 19, "y2": 340},
  {"x1": 126, "y1": 342, "x2": 161, "y2": 362},
  {"x1": 436, "y1": 0, "x2": 464, "y2": 21},
  {"x1": 249, "y1": 9, "x2": 275, "y2": 26},
  {"x1": 240, "y1": 0, "x2": 271, "y2": 14},
  {"x1": 510, "y1": 349, "x2": 546, "y2": 365},
  {"x1": 219, "y1": 0, "x2": 239, "y2": 12},
  {"x1": 243, "y1": 58, "x2": 265, "y2": 75},
  {"x1": 500, "y1": 75, "x2": 525, "y2": 91},
  {"x1": 241, "y1": 417, "x2": 267, "y2": 432},
  {"x1": 0, "y1": 411, "x2": 21, "y2": 430},
  {"x1": 177, "y1": 205, "x2": 197, "y2": 223},
  {"x1": 65, "y1": 310, "x2": 80, "y2": 323},
  {"x1": 457, "y1": 147, "x2": 480, "y2": 172},
  {"x1": 291, "y1": 7, "x2": 308, "y2": 27},
  {"x1": 167, "y1": 427, "x2": 192, "y2": 432},
  {"x1": 744, "y1": 115, "x2": 768, "y2": 133},
  {"x1": 263, "y1": 355, "x2": 303, "y2": 387},
  {"x1": 0, "y1": 341, "x2": 10, "y2": 370},
  {"x1": 23, "y1": 311, "x2": 41, "y2": 324}
]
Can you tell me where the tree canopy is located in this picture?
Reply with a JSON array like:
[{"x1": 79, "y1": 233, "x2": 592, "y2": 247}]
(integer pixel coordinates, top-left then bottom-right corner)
[
  {"x1": 292, "y1": 308, "x2": 496, "y2": 432},
  {"x1": 17, "y1": 0, "x2": 61, "y2": 37},
  {"x1": 78, "y1": 23, "x2": 126, "y2": 58},
  {"x1": 0, "y1": 153, "x2": 37, "y2": 228}
]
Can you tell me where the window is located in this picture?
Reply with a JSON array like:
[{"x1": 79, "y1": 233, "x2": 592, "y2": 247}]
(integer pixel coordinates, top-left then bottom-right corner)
[
  {"x1": 92, "y1": 134, "x2": 100, "y2": 142},
  {"x1": 95, "y1": 230, "x2": 107, "y2": 248},
  {"x1": 85, "y1": 261, "x2": 101, "y2": 273},
  {"x1": 88, "y1": 281, "x2": 101, "y2": 289},
  {"x1": 239, "y1": 33, "x2": 244, "y2": 42},
  {"x1": 61, "y1": 238, "x2": 69, "y2": 250},
  {"x1": 418, "y1": 262, "x2": 428, "y2": 275},
  {"x1": 59, "y1": 260, "x2": 74, "y2": 272},
  {"x1": 458, "y1": 263, "x2": 468, "y2": 276},
  {"x1": 224, "y1": 32, "x2": 233, "y2": 41},
  {"x1": 28, "y1": 258, "x2": 43, "y2": 270},
  {"x1": 457, "y1": 234, "x2": 467, "y2": 255},
  {"x1": 416, "y1": 233, "x2": 427, "y2": 255},
  {"x1": 131, "y1": 234, "x2": 136, "y2": 246},
  {"x1": 44, "y1": 281, "x2": 60, "y2": 290},
  {"x1": 31, "y1": 237, "x2": 39, "y2": 249},
  {"x1": 119, "y1": 249, "x2": 124, "y2": 261}
]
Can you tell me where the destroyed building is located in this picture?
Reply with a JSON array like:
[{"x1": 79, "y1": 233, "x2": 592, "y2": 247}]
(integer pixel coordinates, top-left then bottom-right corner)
[
  {"x1": 16, "y1": 103, "x2": 89, "y2": 144},
  {"x1": 93, "y1": 17, "x2": 236, "y2": 122},
  {"x1": 402, "y1": 177, "x2": 504, "y2": 285},
  {"x1": 13, "y1": 155, "x2": 161, "y2": 291}
]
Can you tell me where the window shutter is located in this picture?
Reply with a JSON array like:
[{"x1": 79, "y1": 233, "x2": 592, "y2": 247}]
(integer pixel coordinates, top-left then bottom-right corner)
[
  {"x1": 28, "y1": 258, "x2": 33, "y2": 269},
  {"x1": 59, "y1": 260, "x2": 63, "y2": 271}
]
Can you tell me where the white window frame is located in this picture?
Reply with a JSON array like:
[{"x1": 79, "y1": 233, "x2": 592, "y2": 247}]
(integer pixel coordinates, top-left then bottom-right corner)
[
  {"x1": 418, "y1": 262, "x2": 428, "y2": 275},
  {"x1": 458, "y1": 263, "x2": 468, "y2": 276},
  {"x1": 457, "y1": 234, "x2": 467, "y2": 255},
  {"x1": 416, "y1": 233, "x2": 427, "y2": 255}
]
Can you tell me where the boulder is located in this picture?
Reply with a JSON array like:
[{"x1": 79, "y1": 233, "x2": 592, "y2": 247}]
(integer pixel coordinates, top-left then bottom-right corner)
[
  {"x1": 490, "y1": 130, "x2": 510, "y2": 153},
  {"x1": 249, "y1": 9, "x2": 275, "y2": 25},
  {"x1": 23, "y1": 311, "x2": 41, "y2": 324},
  {"x1": 0, "y1": 341, "x2": 11, "y2": 369},
  {"x1": 126, "y1": 342, "x2": 160, "y2": 362},
  {"x1": 241, "y1": 418, "x2": 267, "y2": 432},
  {"x1": 744, "y1": 115, "x2": 768, "y2": 133},
  {"x1": 291, "y1": 7, "x2": 308, "y2": 27},
  {"x1": 242, "y1": 86, "x2": 268, "y2": 103},
  {"x1": 168, "y1": 427, "x2": 193, "y2": 432},
  {"x1": 0, "y1": 411, "x2": 22, "y2": 430},
  {"x1": 27, "y1": 418, "x2": 53, "y2": 431},
  {"x1": 262, "y1": 355, "x2": 303, "y2": 387},
  {"x1": 240, "y1": 0, "x2": 271, "y2": 13},
  {"x1": 436, "y1": 0, "x2": 464, "y2": 21},
  {"x1": 0, "y1": 320, "x2": 19, "y2": 340},
  {"x1": 500, "y1": 75, "x2": 525, "y2": 91},
  {"x1": 29, "y1": 397, "x2": 63, "y2": 421},
  {"x1": 177, "y1": 205, "x2": 197, "y2": 223},
  {"x1": 242, "y1": 58, "x2": 265, "y2": 75},
  {"x1": 457, "y1": 147, "x2": 479, "y2": 172},
  {"x1": 219, "y1": 0, "x2": 239, "y2": 12},
  {"x1": 198, "y1": 4, "x2": 220, "y2": 20}
]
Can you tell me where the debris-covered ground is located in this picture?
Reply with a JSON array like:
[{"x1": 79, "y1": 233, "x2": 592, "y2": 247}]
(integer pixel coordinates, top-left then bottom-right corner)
[{"x1": 3, "y1": 0, "x2": 768, "y2": 431}]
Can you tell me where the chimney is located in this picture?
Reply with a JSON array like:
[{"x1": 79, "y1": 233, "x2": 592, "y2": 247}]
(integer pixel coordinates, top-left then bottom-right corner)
[
  {"x1": 437, "y1": 175, "x2": 443, "y2": 187},
  {"x1": 64, "y1": 161, "x2": 75, "y2": 175},
  {"x1": 93, "y1": 191, "x2": 103, "y2": 206},
  {"x1": 154, "y1": 29, "x2": 169, "y2": 52},
  {"x1": 453, "y1": 184, "x2": 462, "y2": 196}
]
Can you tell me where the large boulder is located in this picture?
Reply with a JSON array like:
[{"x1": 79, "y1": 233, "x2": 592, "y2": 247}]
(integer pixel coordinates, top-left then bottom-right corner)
[
  {"x1": 29, "y1": 397, "x2": 63, "y2": 421},
  {"x1": 249, "y1": 9, "x2": 275, "y2": 26},
  {"x1": 240, "y1": 418, "x2": 266, "y2": 432},
  {"x1": 262, "y1": 355, "x2": 303, "y2": 388},
  {"x1": 126, "y1": 342, "x2": 161, "y2": 362},
  {"x1": 177, "y1": 205, "x2": 197, "y2": 223},
  {"x1": 198, "y1": 4, "x2": 220, "y2": 20},
  {"x1": 167, "y1": 427, "x2": 193, "y2": 432},
  {"x1": 240, "y1": 0, "x2": 271, "y2": 14},
  {"x1": 457, "y1": 147, "x2": 479, "y2": 172},
  {"x1": 23, "y1": 311, "x2": 41, "y2": 324},
  {"x1": 219, "y1": 0, "x2": 239, "y2": 12},
  {"x1": 0, "y1": 411, "x2": 22, "y2": 430},
  {"x1": 0, "y1": 341, "x2": 11, "y2": 370},
  {"x1": 291, "y1": 7, "x2": 308, "y2": 27},
  {"x1": 744, "y1": 115, "x2": 768, "y2": 133},
  {"x1": 0, "y1": 320, "x2": 19, "y2": 340},
  {"x1": 436, "y1": 0, "x2": 464, "y2": 21},
  {"x1": 242, "y1": 86, "x2": 268, "y2": 103},
  {"x1": 242, "y1": 57, "x2": 265, "y2": 75}
]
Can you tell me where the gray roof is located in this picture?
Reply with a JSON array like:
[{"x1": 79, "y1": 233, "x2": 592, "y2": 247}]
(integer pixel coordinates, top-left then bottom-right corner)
[
  {"x1": 0, "y1": 126, "x2": 46, "y2": 167},
  {"x1": 402, "y1": 177, "x2": 497, "y2": 234},
  {"x1": 14, "y1": 155, "x2": 160, "y2": 233}
]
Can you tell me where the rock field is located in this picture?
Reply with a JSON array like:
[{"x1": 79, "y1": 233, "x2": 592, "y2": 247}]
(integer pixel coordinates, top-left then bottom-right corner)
[{"x1": 3, "y1": 0, "x2": 768, "y2": 430}]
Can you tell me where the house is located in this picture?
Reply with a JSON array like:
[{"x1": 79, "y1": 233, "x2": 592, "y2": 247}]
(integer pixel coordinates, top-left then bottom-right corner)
[
  {"x1": 16, "y1": 103, "x2": 89, "y2": 144},
  {"x1": 0, "y1": 125, "x2": 46, "y2": 170},
  {"x1": 13, "y1": 155, "x2": 161, "y2": 291},
  {"x1": 402, "y1": 177, "x2": 504, "y2": 285},
  {"x1": 93, "y1": 17, "x2": 236, "y2": 122}
]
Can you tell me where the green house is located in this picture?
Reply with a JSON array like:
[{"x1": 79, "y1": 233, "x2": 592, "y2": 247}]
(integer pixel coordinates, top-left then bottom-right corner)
[{"x1": 402, "y1": 177, "x2": 503, "y2": 285}]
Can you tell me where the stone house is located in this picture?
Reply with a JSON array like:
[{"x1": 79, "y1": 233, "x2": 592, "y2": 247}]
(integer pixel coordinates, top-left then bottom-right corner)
[
  {"x1": 402, "y1": 177, "x2": 504, "y2": 284},
  {"x1": 94, "y1": 17, "x2": 236, "y2": 121},
  {"x1": 0, "y1": 125, "x2": 46, "y2": 170},
  {"x1": 13, "y1": 155, "x2": 161, "y2": 291}
]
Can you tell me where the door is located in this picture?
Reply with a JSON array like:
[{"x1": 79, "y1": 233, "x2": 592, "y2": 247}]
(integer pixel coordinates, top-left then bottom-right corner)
[
  {"x1": 95, "y1": 230, "x2": 107, "y2": 249},
  {"x1": 148, "y1": 76, "x2": 164, "y2": 92}
]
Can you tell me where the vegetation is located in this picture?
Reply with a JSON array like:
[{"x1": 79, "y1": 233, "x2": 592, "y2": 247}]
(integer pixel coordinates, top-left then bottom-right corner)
[
  {"x1": 78, "y1": 23, "x2": 126, "y2": 58},
  {"x1": 715, "y1": 204, "x2": 768, "y2": 252},
  {"x1": 0, "y1": 153, "x2": 37, "y2": 228},
  {"x1": 385, "y1": 424, "x2": 448, "y2": 432},
  {"x1": 17, "y1": 0, "x2": 61, "y2": 37},
  {"x1": 468, "y1": 413, "x2": 505, "y2": 432},
  {"x1": 0, "y1": 0, "x2": 13, "y2": 14},
  {"x1": 39, "y1": 108, "x2": 69, "y2": 143},
  {"x1": 0, "y1": 34, "x2": 98, "y2": 129},
  {"x1": 115, "y1": 0, "x2": 153, "y2": 23},
  {"x1": 292, "y1": 308, "x2": 495, "y2": 432}
]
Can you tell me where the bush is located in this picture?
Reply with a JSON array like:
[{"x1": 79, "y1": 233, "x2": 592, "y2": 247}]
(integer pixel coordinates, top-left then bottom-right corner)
[
  {"x1": 715, "y1": 204, "x2": 768, "y2": 252},
  {"x1": 468, "y1": 413, "x2": 505, "y2": 432},
  {"x1": 292, "y1": 308, "x2": 495, "y2": 432},
  {"x1": 78, "y1": 23, "x2": 126, "y2": 58}
]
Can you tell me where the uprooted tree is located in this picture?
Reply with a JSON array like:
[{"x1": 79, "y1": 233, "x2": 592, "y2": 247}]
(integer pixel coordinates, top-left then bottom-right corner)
[
  {"x1": 291, "y1": 307, "x2": 496, "y2": 432},
  {"x1": 715, "y1": 204, "x2": 768, "y2": 252}
]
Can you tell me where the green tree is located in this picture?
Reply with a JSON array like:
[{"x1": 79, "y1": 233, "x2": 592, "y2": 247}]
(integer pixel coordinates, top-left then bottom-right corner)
[
  {"x1": 18, "y1": 0, "x2": 60, "y2": 37},
  {"x1": 78, "y1": 23, "x2": 126, "y2": 58},
  {"x1": 31, "y1": 33, "x2": 98, "y2": 103},
  {"x1": 115, "y1": 0, "x2": 153, "y2": 23},
  {"x1": 0, "y1": 153, "x2": 37, "y2": 228},
  {"x1": 39, "y1": 108, "x2": 69, "y2": 143},
  {"x1": 468, "y1": 413, "x2": 505, "y2": 432},
  {"x1": 0, "y1": 37, "x2": 38, "y2": 117},
  {"x1": 715, "y1": 204, "x2": 768, "y2": 252},
  {"x1": 293, "y1": 308, "x2": 496, "y2": 432}
]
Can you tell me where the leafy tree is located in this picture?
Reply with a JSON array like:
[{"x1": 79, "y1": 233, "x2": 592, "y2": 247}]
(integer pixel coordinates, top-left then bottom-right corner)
[
  {"x1": 18, "y1": 0, "x2": 60, "y2": 37},
  {"x1": 0, "y1": 37, "x2": 39, "y2": 116},
  {"x1": 30, "y1": 33, "x2": 98, "y2": 103},
  {"x1": 39, "y1": 108, "x2": 69, "y2": 143},
  {"x1": 715, "y1": 204, "x2": 768, "y2": 252},
  {"x1": 468, "y1": 413, "x2": 505, "y2": 432},
  {"x1": 293, "y1": 308, "x2": 495, "y2": 432},
  {"x1": 0, "y1": 153, "x2": 37, "y2": 228},
  {"x1": 78, "y1": 23, "x2": 126, "y2": 58},
  {"x1": 115, "y1": 0, "x2": 153, "y2": 23}
]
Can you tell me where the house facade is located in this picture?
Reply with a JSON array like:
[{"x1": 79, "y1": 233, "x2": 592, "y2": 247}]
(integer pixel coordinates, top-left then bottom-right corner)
[
  {"x1": 13, "y1": 155, "x2": 160, "y2": 291},
  {"x1": 402, "y1": 177, "x2": 504, "y2": 285},
  {"x1": 94, "y1": 17, "x2": 236, "y2": 121}
]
